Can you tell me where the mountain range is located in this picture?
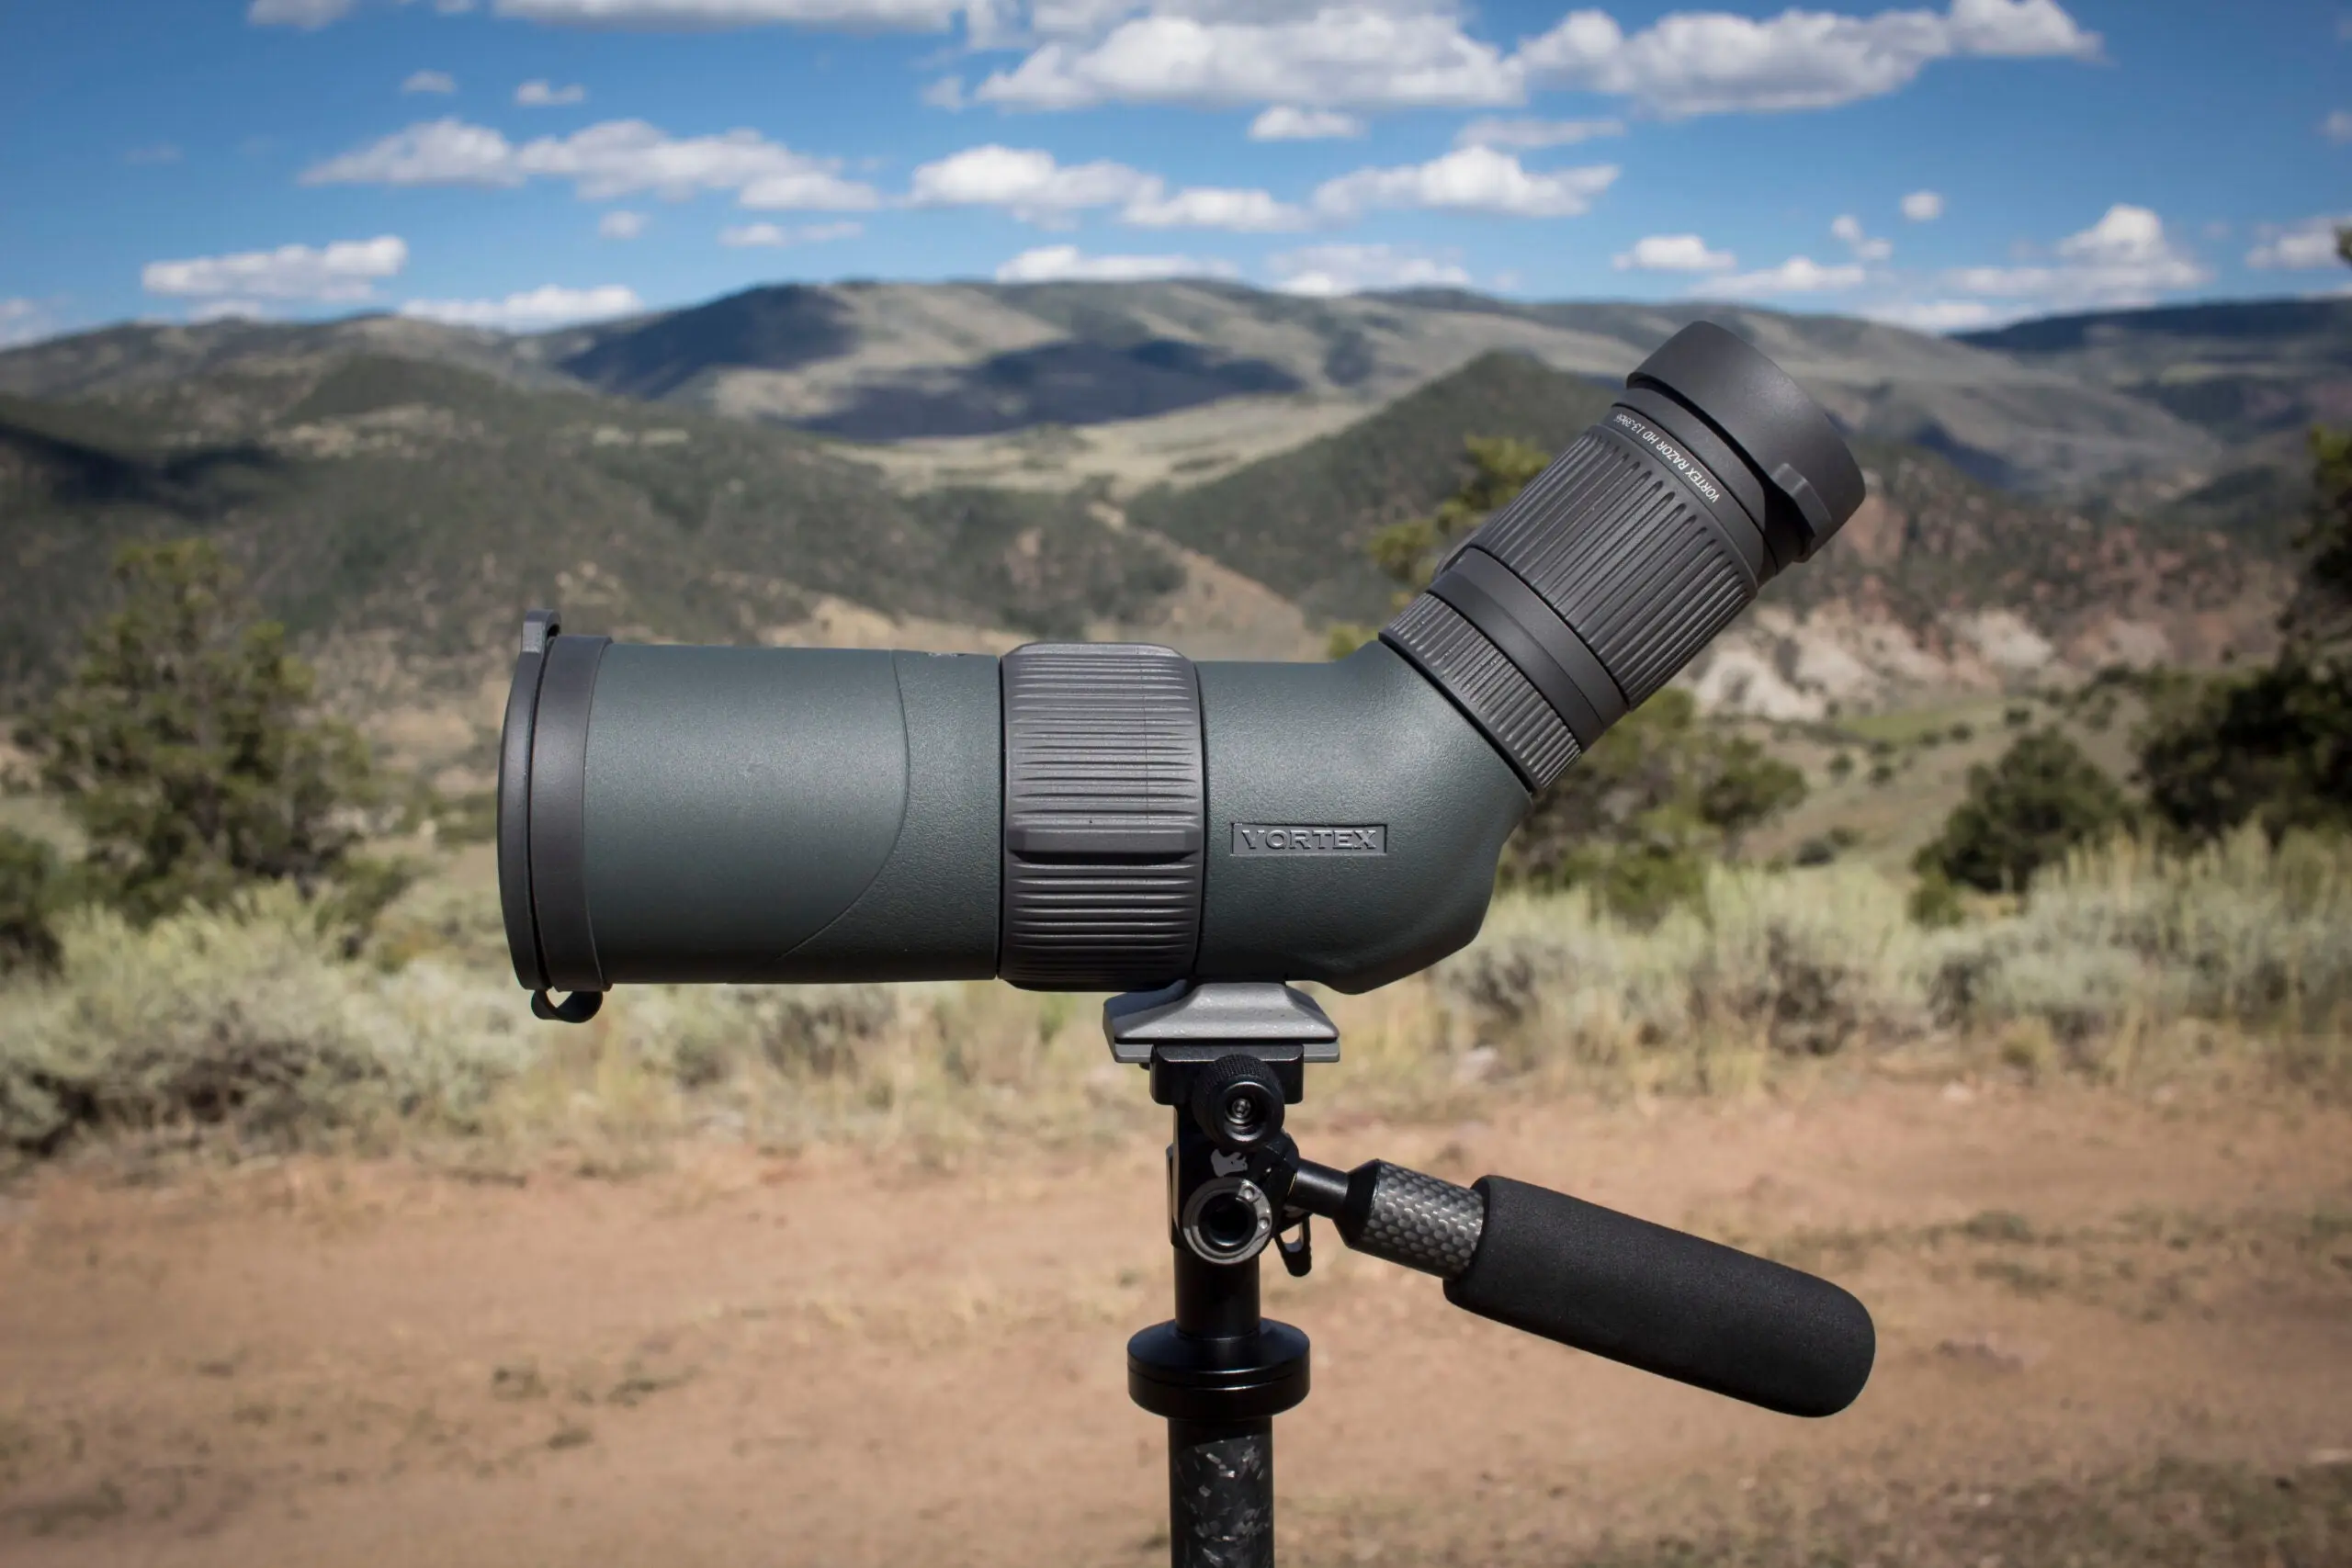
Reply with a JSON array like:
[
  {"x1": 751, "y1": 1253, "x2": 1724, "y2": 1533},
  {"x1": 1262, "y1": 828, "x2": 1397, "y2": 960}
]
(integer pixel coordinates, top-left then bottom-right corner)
[{"x1": 2, "y1": 282, "x2": 2343, "y2": 774}]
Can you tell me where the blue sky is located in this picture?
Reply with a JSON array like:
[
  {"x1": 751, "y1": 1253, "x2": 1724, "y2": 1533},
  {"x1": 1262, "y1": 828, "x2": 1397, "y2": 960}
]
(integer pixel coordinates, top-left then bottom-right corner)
[{"x1": 1, "y1": 0, "x2": 2346, "y2": 345}]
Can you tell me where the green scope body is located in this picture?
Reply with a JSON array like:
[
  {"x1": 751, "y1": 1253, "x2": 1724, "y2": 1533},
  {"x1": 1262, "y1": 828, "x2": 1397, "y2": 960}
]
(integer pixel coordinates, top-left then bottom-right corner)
[{"x1": 500, "y1": 322, "x2": 1865, "y2": 1005}]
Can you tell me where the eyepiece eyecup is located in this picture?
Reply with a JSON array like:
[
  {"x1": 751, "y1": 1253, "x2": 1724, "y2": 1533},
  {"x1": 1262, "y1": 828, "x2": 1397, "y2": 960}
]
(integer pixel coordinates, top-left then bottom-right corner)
[{"x1": 1626, "y1": 321, "x2": 1865, "y2": 561}]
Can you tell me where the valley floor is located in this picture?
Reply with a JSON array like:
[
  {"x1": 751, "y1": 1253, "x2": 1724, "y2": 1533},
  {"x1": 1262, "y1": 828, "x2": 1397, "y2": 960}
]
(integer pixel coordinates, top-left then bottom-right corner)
[{"x1": 2, "y1": 1082, "x2": 2348, "y2": 1566}]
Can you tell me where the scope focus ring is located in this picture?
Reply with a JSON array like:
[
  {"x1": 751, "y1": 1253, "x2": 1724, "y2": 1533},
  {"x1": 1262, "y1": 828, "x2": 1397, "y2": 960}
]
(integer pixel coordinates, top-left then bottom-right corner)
[{"x1": 1000, "y1": 642, "x2": 1206, "y2": 989}]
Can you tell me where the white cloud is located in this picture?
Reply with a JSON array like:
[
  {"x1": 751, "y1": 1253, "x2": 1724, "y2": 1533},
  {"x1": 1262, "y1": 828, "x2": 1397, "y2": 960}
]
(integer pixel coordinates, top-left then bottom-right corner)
[
  {"x1": 1946, "y1": 203, "x2": 2209, "y2": 307},
  {"x1": 993, "y1": 244, "x2": 1239, "y2": 283},
  {"x1": 125, "y1": 143, "x2": 183, "y2": 165},
  {"x1": 2325, "y1": 109, "x2": 2352, "y2": 142},
  {"x1": 266, "y1": 0, "x2": 964, "y2": 20},
  {"x1": 1123, "y1": 186, "x2": 1309, "y2": 231},
  {"x1": 517, "y1": 79, "x2": 589, "y2": 105},
  {"x1": 249, "y1": 0, "x2": 356, "y2": 26},
  {"x1": 1248, "y1": 106, "x2": 1364, "y2": 140},
  {"x1": 259, "y1": 0, "x2": 2102, "y2": 135},
  {"x1": 2245, "y1": 215, "x2": 2350, "y2": 271},
  {"x1": 1268, "y1": 243, "x2": 1471, "y2": 297},
  {"x1": 1453, "y1": 116, "x2": 1623, "y2": 149},
  {"x1": 1612, "y1": 233, "x2": 1735, "y2": 272},
  {"x1": 0, "y1": 299, "x2": 54, "y2": 348},
  {"x1": 910, "y1": 144, "x2": 1157, "y2": 220},
  {"x1": 599, "y1": 209, "x2": 650, "y2": 238},
  {"x1": 975, "y1": 9, "x2": 1520, "y2": 111},
  {"x1": 303, "y1": 118, "x2": 880, "y2": 208},
  {"x1": 1901, "y1": 188, "x2": 1944, "y2": 221},
  {"x1": 909, "y1": 144, "x2": 1303, "y2": 230},
  {"x1": 403, "y1": 69, "x2": 458, "y2": 94},
  {"x1": 1859, "y1": 298, "x2": 2006, "y2": 333},
  {"x1": 1830, "y1": 213, "x2": 1893, "y2": 261},
  {"x1": 1311, "y1": 145, "x2": 1618, "y2": 220},
  {"x1": 398, "y1": 283, "x2": 644, "y2": 330},
  {"x1": 922, "y1": 75, "x2": 967, "y2": 108},
  {"x1": 492, "y1": 0, "x2": 962, "y2": 24},
  {"x1": 303, "y1": 118, "x2": 522, "y2": 186},
  {"x1": 1520, "y1": 0, "x2": 2100, "y2": 118},
  {"x1": 142, "y1": 235, "x2": 410, "y2": 302},
  {"x1": 190, "y1": 300, "x2": 275, "y2": 323},
  {"x1": 719, "y1": 219, "x2": 864, "y2": 245},
  {"x1": 1711, "y1": 255, "x2": 1869, "y2": 296}
]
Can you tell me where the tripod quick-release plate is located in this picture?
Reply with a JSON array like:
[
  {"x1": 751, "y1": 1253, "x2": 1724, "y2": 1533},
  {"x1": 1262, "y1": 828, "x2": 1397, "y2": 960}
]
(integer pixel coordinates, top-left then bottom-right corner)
[{"x1": 1103, "y1": 979, "x2": 1339, "y2": 1106}]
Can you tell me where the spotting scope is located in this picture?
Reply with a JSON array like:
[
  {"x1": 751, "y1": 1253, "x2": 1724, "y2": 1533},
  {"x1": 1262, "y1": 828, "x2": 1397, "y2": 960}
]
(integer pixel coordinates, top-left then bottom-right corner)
[
  {"x1": 497, "y1": 321, "x2": 1879, "y2": 1567},
  {"x1": 499, "y1": 321, "x2": 1864, "y2": 1006}
]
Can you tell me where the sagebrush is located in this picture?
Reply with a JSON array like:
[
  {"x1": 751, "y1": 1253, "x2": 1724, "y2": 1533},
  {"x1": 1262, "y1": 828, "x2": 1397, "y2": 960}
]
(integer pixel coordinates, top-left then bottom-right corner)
[{"x1": 2, "y1": 829, "x2": 2346, "y2": 1164}]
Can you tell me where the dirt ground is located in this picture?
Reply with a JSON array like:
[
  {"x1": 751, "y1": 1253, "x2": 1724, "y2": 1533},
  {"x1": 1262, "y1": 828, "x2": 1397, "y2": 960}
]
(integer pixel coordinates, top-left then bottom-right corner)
[{"x1": 3, "y1": 1081, "x2": 2348, "y2": 1567}]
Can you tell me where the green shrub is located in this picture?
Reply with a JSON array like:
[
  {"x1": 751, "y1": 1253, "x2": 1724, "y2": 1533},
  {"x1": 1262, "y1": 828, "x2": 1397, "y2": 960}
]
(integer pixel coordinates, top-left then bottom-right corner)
[
  {"x1": 2139, "y1": 661, "x2": 2352, "y2": 841},
  {"x1": 0, "y1": 828, "x2": 63, "y2": 976},
  {"x1": 1503, "y1": 691, "x2": 1806, "y2": 915},
  {"x1": 1434, "y1": 864, "x2": 1925, "y2": 1081},
  {"x1": 1927, "y1": 829, "x2": 2352, "y2": 1044},
  {"x1": 1916, "y1": 729, "x2": 2129, "y2": 892},
  {"x1": 2133, "y1": 427, "x2": 2351, "y2": 841},
  {"x1": 0, "y1": 887, "x2": 530, "y2": 1156}
]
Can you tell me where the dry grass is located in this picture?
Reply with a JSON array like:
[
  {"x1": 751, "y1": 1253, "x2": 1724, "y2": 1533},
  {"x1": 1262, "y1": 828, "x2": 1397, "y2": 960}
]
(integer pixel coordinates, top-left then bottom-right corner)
[{"x1": 3, "y1": 829, "x2": 2346, "y2": 1169}]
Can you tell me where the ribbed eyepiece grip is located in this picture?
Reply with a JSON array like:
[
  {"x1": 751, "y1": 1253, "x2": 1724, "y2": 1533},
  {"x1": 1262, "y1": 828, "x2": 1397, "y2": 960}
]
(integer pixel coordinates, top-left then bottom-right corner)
[
  {"x1": 1384, "y1": 321, "x2": 1866, "y2": 793},
  {"x1": 1443, "y1": 1177, "x2": 1875, "y2": 1417}
]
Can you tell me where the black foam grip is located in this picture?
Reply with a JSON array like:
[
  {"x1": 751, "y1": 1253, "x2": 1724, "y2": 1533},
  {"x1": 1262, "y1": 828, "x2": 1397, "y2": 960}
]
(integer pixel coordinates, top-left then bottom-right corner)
[{"x1": 1442, "y1": 1176, "x2": 1874, "y2": 1417}]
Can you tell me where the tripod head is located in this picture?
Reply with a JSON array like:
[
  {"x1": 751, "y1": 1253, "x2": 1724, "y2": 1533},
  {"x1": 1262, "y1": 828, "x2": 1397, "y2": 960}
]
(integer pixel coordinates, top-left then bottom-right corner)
[{"x1": 1113, "y1": 980, "x2": 1875, "y2": 1563}]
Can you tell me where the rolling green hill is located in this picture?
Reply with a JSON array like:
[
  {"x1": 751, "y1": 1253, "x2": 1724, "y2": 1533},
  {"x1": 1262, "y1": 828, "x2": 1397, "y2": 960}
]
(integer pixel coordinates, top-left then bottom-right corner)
[
  {"x1": 0, "y1": 352, "x2": 1179, "y2": 698},
  {"x1": 1127, "y1": 351, "x2": 1620, "y2": 621},
  {"x1": 2, "y1": 306, "x2": 2318, "y2": 740}
]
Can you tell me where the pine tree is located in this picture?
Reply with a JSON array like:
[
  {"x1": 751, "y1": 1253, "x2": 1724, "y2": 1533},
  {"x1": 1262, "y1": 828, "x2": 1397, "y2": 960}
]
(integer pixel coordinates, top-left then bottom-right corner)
[{"x1": 16, "y1": 541, "x2": 374, "y2": 922}]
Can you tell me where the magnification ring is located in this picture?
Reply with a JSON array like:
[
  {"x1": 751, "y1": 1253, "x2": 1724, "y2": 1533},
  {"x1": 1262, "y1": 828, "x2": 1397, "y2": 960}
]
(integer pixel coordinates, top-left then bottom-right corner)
[{"x1": 1000, "y1": 642, "x2": 1205, "y2": 988}]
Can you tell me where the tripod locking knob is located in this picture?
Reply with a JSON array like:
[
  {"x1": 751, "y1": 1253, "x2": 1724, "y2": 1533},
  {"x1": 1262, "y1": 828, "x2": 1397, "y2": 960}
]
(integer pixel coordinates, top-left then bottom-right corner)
[{"x1": 1189, "y1": 1055, "x2": 1286, "y2": 1150}]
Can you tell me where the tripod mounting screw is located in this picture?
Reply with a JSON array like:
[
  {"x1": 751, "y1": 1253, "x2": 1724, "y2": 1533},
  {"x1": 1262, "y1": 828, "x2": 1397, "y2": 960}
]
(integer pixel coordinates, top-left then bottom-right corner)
[{"x1": 1190, "y1": 1055, "x2": 1286, "y2": 1150}]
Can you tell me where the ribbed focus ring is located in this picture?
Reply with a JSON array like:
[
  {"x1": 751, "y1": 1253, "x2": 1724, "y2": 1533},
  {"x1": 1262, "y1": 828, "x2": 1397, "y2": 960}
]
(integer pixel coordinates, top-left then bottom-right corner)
[
  {"x1": 1000, "y1": 642, "x2": 1204, "y2": 989},
  {"x1": 1382, "y1": 594, "x2": 1580, "y2": 790},
  {"x1": 1473, "y1": 427, "x2": 1759, "y2": 705}
]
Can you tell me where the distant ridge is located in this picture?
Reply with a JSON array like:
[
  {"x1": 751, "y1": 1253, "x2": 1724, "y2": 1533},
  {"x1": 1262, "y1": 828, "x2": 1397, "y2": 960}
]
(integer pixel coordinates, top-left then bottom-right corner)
[
  {"x1": 1957, "y1": 294, "x2": 2352, "y2": 444},
  {"x1": 0, "y1": 280, "x2": 2238, "y2": 498}
]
